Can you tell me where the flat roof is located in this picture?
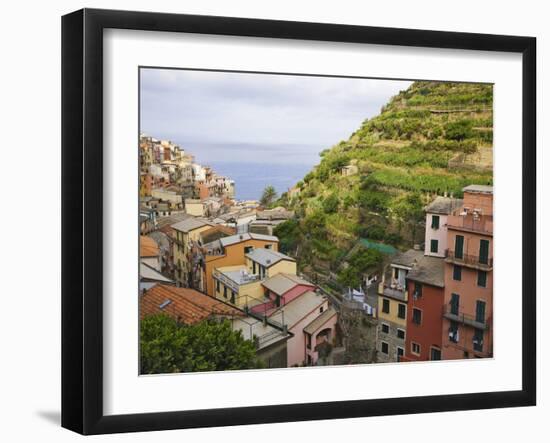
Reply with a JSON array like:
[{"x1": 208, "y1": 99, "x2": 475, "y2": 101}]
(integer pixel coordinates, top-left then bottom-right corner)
[
  {"x1": 171, "y1": 217, "x2": 213, "y2": 233},
  {"x1": 246, "y1": 248, "x2": 295, "y2": 267},
  {"x1": 215, "y1": 265, "x2": 260, "y2": 286},
  {"x1": 463, "y1": 184, "x2": 493, "y2": 194},
  {"x1": 219, "y1": 232, "x2": 278, "y2": 248}
]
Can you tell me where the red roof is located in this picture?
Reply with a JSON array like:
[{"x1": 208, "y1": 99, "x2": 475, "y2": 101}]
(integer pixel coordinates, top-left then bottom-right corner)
[
  {"x1": 140, "y1": 236, "x2": 159, "y2": 257},
  {"x1": 140, "y1": 284, "x2": 244, "y2": 324}
]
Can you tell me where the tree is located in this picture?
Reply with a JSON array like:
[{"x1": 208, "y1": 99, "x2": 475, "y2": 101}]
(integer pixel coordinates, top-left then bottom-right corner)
[
  {"x1": 260, "y1": 185, "x2": 277, "y2": 207},
  {"x1": 322, "y1": 193, "x2": 339, "y2": 213},
  {"x1": 273, "y1": 219, "x2": 300, "y2": 254},
  {"x1": 140, "y1": 314, "x2": 265, "y2": 374}
]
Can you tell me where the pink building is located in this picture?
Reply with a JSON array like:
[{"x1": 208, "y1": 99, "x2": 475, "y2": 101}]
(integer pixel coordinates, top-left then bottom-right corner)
[
  {"x1": 269, "y1": 291, "x2": 337, "y2": 367},
  {"x1": 424, "y1": 196, "x2": 463, "y2": 258},
  {"x1": 442, "y1": 185, "x2": 493, "y2": 359},
  {"x1": 250, "y1": 273, "x2": 316, "y2": 315}
]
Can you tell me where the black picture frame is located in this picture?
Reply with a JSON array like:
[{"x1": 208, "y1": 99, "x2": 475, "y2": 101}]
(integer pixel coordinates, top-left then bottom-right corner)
[{"x1": 61, "y1": 8, "x2": 537, "y2": 435}]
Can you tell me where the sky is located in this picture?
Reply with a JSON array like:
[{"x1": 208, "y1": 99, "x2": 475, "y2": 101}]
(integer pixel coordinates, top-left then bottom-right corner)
[{"x1": 140, "y1": 68, "x2": 413, "y2": 167}]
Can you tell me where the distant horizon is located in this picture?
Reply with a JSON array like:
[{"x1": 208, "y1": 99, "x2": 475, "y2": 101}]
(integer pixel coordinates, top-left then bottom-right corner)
[{"x1": 140, "y1": 68, "x2": 413, "y2": 167}]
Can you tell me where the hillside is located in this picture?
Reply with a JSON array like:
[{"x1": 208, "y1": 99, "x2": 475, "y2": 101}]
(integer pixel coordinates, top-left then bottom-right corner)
[{"x1": 273, "y1": 81, "x2": 493, "y2": 285}]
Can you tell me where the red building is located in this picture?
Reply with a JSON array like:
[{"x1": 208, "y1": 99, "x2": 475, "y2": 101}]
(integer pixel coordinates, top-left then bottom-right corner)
[{"x1": 403, "y1": 255, "x2": 445, "y2": 361}]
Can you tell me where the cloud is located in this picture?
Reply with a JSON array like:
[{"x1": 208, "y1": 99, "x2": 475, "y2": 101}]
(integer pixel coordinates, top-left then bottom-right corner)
[{"x1": 140, "y1": 68, "x2": 413, "y2": 164}]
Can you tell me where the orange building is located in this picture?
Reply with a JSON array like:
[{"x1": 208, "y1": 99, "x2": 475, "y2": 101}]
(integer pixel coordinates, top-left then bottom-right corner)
[
  {"x1": 442, "y1": 185, "x2": 493, "y2": 359},
  {"x1": 202, "y1": 233, "x2": 279, "y2": 296}
]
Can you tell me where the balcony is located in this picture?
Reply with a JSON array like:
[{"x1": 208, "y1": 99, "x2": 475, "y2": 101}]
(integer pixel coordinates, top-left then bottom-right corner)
[
  {"x1": 378, "y1": 281, "x2": 408, "y2": 302},
  {"x1": 447, "y1": 214, "x2": 493, "y2": 235},
  {"x1": 445, "y1": 249, "x2": 493, "y2": 270},
  {"x1": 443, "y1": 305, "x2": 490, "y2": 331}
]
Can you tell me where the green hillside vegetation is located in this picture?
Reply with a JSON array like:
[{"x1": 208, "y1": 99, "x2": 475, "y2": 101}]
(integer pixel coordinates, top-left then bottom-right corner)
[{"x1": 274, "y1": 81, "x2": 493, "y2": 284}]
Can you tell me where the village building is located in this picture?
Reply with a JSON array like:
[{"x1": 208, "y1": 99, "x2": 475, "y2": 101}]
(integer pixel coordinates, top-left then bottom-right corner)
[
  {"x1": 151, "y1": 187, "x2": 184, "y2": 210},
  {"x1": 201, "y1": 233, "x2": 279, "y2": 296},
  {"x1": 184, "y1": 198, "x2": 206, "y2": 217},
  {"x1": 245, "y1": 248, "x2": 297, "y2": 279},
  {"x1": 171, "y1": 217, "x2": 214, "y2": 287},
  {"x1": 252, "y1": 273, "x2": 316, "y2": 315},
  {"x1": 249, "y1": 209, "x2": 294, "y2": 236},
  {"x1": 212, "y1": 265, "x2": 264, "y2": 307},
  {"x1": 442, "y1": 185, "x2": 493, "y2": 359},
  {"x1": 376, "y1": 249, "x2": 423, "y2": 363},
  {"x1": 268, "y1": 290, "x2": 337, "y2": 367},
  {"x1": 403, "y1": 254, "x2": 445, "y2": 361},
  {"x1": 424, "y1": 195, "x2": 463, "y2": 257}
]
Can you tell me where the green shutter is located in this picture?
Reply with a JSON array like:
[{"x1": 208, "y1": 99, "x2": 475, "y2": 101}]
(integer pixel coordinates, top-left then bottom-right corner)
[
  {"x1": 477, "y1": 270, "x2": 487, "y2": 287},
  {"x1": 431, "y1": 239, "x2": 439, "y2": 253},
  {"x1": 455, "y1": 235, "x2": 464, "y2": 259},
  {"x1": 450, "y1": 293, "x2": 460, "y2": 315},
  {"x1": 476, "y1": 300, "x2": 486, "y2": 323},
  {"x1": 479, "y1": 239, "x2": 490, "y2": 265}
]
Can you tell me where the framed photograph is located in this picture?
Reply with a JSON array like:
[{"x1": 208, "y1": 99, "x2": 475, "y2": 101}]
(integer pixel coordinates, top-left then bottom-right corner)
[{"x1": 61, "y1": 8, "x2": 536, "y2": 435}]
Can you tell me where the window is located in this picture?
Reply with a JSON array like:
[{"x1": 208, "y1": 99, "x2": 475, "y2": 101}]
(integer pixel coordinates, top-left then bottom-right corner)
[
  {"x1": 411, "y1": 342, "x2": 421, "y2": 355},
  {"x1": 381, "y1": 323, "x2": 390, "y2": 334},
  {"x1": 244, "y1": 246, "x2": 253, "y2": 254},
  {"x1": 320, "y1": 306, "x2": 324, "y2": 313},
  {"x1": 479, "y1": 239, "x2": 490, "y2": 265},
  {"x1": 397, "y1": 328, "x2": 405, "y2": 339},
  {"x1": 412, "y1": 308, "x2": 422, "y2": 325},
  {"x1": 396, "y1": 347, "x2": 404, "y2": 361},
  {"x1": 477, "y1": 270, "x2": 487, "y2": 287},
  {"x1": 381, "y1": 342, "x2": 389, "y2": 355},
  {"x1": 430, "y1": 347, "x2": 442, "y2": 360},
  {"x1": 450, "y1": 293, "x2": 460, "y2": 315},
  {"x1": 382, "y1": 298, "x2": 390, "y2": 314},
  {"x1": 414, "y1": 282, "x2": 422, "y2": 298},
  {"x1": 455, "y1": 235, "x2": 464, "y2": 259},
  {"x1": 216, "y1": 280, "x2": 220, "y2": 293},
  {"x1": 473, "y1": 329, "x2": 484, "y2": 352},
  {"x1": 398, "y1": 303, "x2": 406, "y2": 319},
  {"x1": 252, "y1": 261, "x2": 257, "y2": 274},
  {"x1": 223, "y1": 286, "x2": 227, "y2": 299},
  {"x1": 431, "y1": 215, "x2": 440, "y2": 229},
  {"x1": 230, "y1": 291, "x2": 236, "y2": 304},
  {"x1": 475, "y1": 300, "x2": 486, "y2": 323},
  {"x1": 264, "y1": 244, "x2": 272, "y2": 249},
  {"x1": 453, "y1": 265, "x2": 462, "y2": 281},
  {"x1": 306, "y1": 333, "x2": 311, "y2": 350},
  {"x1": 430, "y1": 239, "x2": 439, "y2": 253},
  {"x1": 393, "y1": 267, "x2": 399, "y2": 279}
]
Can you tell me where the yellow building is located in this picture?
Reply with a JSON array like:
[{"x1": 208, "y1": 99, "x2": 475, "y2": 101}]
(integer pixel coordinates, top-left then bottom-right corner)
[
  {"x1": 212, "y1": 265, "x2": 264, "y2": 308},
  {"x1": 171, "y1": 217, "x2": 213, "y2": 286},
  {"x1": 245, "y1": 248, "x2": 297, "y2": 278},
  {"x1": 376, "y1": 249, "x2": 422, "y2": 363},
  {"x1": 184, "y1": 199, "x2": 206, "y2": 217}
]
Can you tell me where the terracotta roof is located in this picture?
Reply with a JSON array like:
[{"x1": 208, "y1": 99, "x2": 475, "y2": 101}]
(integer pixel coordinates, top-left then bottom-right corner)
[
  {"x1": 140, "y1": 284, "x2": 244, "y2": 324},
  {"x1": 140, "y1": 236, "x2": 159, "y2": 257}
]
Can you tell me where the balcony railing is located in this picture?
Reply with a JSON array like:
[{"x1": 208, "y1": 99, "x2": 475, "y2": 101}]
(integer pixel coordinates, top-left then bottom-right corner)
[
  {"x1": 447, "y1": 214, "x2": 493, "y2": 235},
  {"x1": 378, "y1": 281, "x2": 408, "y2": 302},
  {"x1": 445, "y1": 249, "x2": 493, "y2": 269},
  {"x1": 443, "y1": 304, "x2": 490, "y2": 331}
]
